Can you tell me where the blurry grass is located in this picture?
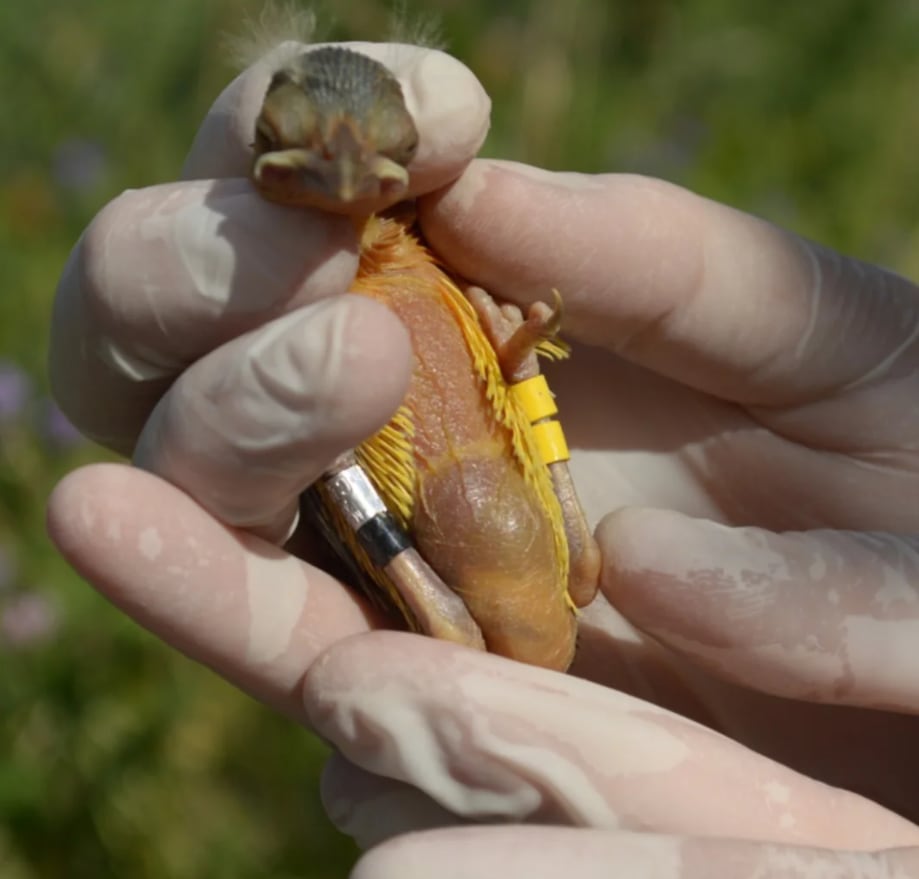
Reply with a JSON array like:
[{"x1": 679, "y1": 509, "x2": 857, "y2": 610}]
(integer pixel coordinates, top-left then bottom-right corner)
[{"x1": 1, "y1": 0, "x2": 917, "y2": 877}]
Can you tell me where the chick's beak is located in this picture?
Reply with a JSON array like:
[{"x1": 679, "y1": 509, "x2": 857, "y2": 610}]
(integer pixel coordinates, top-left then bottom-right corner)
[{"x1": 252, "y1": 114, "x2": 410, "y2": 212}]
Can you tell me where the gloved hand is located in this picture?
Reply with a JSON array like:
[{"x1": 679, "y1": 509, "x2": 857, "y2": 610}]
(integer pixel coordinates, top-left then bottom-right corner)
[
  {"x1": 307, "y1": 633, "x2": 919, "y2": 878},
  {"x1": 47, "y1": 41, "x2": 919, "y2": 876}
]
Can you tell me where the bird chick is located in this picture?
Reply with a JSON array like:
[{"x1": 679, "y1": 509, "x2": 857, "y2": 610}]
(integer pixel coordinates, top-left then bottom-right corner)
[{"x1": 252, "y1": 46, "x2": 419, "y2": 212}]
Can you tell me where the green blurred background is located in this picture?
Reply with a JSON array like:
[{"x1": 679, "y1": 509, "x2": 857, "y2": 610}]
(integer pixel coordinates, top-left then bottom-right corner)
[{"x1": 1, "y1": 0, "x2": 917, "y2": 876}]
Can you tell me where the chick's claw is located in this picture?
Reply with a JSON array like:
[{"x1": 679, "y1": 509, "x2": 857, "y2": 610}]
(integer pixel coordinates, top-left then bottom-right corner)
[{"x1": 466, "y1": 286, "x2": 564, "y2": 384}]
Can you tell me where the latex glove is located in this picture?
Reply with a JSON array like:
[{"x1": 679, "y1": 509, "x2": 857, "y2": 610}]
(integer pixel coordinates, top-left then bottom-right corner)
[
  {"x1": 352, "y1": 826, "x2": 919, "y2": 879},
  {"x1": 47, "y1": 39, "x2": 919, "y2": 873},
  {"x1": 307, "y1": 633, "x2": 919, "y2": 877}
]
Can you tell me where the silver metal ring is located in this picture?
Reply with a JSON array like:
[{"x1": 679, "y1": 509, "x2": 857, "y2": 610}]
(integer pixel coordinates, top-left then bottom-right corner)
[{"x1": 324, "y1": 465, "x2": 388, "y2": 531}]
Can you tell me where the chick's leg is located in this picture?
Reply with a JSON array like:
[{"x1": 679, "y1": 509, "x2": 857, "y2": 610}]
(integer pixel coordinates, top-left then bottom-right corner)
[
  {"x1": 465, "y1": 286, "x2": 600, "y2": 608},
  {"x1": 319, "y1": 452, "x2": 487, "y2": 650}
]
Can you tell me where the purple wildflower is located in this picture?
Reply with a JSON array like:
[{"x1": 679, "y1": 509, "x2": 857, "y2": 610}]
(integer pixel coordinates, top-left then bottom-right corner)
[
  {"x1": 0, "y1": 361, "x2": 31, "y2": 424},
  {"x1": 1, "y1": 592, "x2": 60, "y2": 648},
  {"x1": 42, "y1": 400, "x2": 85, "y2": 449}
]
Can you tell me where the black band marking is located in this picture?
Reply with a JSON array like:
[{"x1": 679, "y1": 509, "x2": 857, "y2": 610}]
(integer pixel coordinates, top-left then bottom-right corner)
[{"x1": 356, "y1": 513, "x2": 411, "y2": 568}]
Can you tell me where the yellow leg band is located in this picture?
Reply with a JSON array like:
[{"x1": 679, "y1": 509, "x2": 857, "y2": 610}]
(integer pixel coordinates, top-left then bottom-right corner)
[
  {"x1": 510, "y1": 374, "x2": 557, "y2": 422},
  {"x1": 531, "y1": 419, "x2": 570, "y2": 465}
]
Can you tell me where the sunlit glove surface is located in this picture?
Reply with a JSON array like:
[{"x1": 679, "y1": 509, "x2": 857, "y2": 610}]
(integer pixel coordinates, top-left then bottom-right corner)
[
  {"x1": 310, "y1": 634, "x2": 919, "y2": 878},
  {"x1": 46, "y1": 41, "x2": 919, "y2": 879}
]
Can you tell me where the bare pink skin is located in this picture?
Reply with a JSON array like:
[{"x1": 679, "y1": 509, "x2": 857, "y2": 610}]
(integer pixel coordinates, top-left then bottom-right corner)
[{"x1": 48, "y1": 42, "x2": 919, "y2": 878}]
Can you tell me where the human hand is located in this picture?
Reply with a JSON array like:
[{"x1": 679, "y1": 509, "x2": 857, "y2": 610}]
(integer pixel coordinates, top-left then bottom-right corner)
[
  {"x1": 307, "y1": 632, "x2": 919, "y2": 877},
  {"x1": 47, "y1": 38, "x2": 919, "y2": 873},
  {"x1": 297, "y1": 158, "x2": 919, "y2": 870}
]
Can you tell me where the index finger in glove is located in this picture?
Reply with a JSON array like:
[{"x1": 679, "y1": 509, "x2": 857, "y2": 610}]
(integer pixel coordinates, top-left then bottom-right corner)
[
  {"x1": 419, "y1": 161, "x2": 919, "y2": 418},
  {"x1": 303, "y1": 631, "x2": 919, "y2": 851},
  {"x1": 133, "y1": 293, "x2": 413, "y2": 542},
  {"x1": 46, "y1": 463, "x2": 382, "y2": 722}
]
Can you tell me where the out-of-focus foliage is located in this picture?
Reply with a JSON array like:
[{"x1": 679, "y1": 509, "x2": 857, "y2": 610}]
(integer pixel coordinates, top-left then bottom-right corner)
[{"x1": 1, "y1": 0, "x2": 917, "y2": 876}]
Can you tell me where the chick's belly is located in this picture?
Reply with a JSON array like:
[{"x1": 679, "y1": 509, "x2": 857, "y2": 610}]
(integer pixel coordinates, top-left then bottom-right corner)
[
  {"x1": 387, "y1": 283, "x2": 495, "y2": 455},
  {"x1": 412, "y1": 453, "x2": 576, "y2": 670}
]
